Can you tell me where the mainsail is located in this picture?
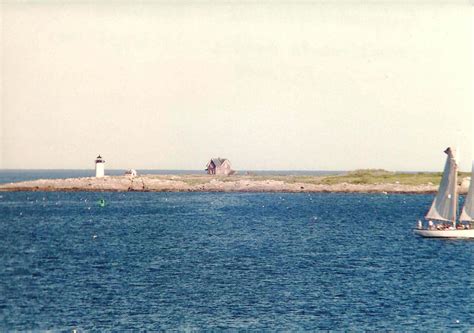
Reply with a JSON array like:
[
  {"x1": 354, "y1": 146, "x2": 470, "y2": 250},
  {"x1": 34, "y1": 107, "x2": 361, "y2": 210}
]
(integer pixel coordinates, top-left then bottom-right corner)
[
  {"x1": 460, "y1": 163, "x2": 474, "y2": 221},
  {"x1": 425, "y1": 147, "x2": 458, "y2": 222}
]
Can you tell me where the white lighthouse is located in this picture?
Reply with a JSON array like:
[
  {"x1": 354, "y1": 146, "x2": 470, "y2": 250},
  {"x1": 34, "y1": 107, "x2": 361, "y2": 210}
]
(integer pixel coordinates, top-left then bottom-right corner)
[{"x1": 95, "y1": 155, "x2": 105, "y2": 178}]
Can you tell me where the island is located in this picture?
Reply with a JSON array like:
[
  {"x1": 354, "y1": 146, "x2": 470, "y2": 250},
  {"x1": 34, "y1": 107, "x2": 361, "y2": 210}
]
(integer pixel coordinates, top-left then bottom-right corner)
[{"x1": 0, "y1": 170, "x2": 470, "y2": 194}]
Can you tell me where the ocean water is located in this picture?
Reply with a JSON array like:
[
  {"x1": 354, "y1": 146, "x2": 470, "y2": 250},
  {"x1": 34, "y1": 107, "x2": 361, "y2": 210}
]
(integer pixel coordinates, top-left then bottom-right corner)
[{"x1": 1, "y1": 191, "x2": 473, "y2": 331}]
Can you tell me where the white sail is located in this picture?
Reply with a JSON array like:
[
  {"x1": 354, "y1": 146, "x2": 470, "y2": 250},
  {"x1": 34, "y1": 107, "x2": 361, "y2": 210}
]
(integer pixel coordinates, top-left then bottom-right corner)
[
  {"x1": 425, "y1": 147, "x2": 458, "y2": 222},
  {"x1": 460, "y1": 163, "x2": 474, "y2": 221}
]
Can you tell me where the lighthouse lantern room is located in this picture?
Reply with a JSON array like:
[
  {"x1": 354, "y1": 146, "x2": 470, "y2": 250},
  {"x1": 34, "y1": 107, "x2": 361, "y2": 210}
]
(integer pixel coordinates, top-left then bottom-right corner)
[{"x1": 95, "y1": 155, "x2": 105, "y2": 178}]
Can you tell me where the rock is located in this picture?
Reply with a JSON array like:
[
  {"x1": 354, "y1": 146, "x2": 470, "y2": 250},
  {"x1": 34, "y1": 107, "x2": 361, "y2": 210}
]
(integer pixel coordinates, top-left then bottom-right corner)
[{"x1": 0, "y1": 174, "x2": 440, "y2": 194}]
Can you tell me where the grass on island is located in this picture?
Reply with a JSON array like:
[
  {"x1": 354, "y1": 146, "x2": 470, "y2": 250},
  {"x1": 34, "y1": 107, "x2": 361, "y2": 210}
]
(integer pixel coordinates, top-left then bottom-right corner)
[
  {"x1": 316, "y1": 169, "x2": 442, "y2": 185},
  {"x1": 146, "y1": 169, "x2": 471, "y2": 186},
  {"x1": 297, "y1": 169, "x2": 469, "y2": 186}
]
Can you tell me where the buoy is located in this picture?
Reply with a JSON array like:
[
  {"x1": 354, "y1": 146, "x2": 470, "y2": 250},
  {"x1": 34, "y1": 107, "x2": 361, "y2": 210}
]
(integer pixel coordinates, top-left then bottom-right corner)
[{"x1": 98, "y1": 199, "x2": 106, "y2": 207}]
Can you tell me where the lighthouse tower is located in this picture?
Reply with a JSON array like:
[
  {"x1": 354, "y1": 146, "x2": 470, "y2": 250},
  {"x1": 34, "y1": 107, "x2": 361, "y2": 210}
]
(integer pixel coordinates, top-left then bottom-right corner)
[{"x1": 95, "y1": 155, "x2": 105, "y2": 178}]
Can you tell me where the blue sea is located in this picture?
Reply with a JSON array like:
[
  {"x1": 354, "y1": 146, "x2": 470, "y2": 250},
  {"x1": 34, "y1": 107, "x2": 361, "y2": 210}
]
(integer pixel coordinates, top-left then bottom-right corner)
[{"x1": 0, "y1": 173, "x2": 473, "y2": 330}]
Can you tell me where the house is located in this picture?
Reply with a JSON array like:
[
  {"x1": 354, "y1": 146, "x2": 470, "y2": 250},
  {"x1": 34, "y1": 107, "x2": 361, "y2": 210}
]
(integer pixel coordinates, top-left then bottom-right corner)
[
  {"x1": 205, "y1": 158, "x2": 235, "y2": 176},
  {"x1": 124, "y1": 169, "x2": 138, "y2": 177}
]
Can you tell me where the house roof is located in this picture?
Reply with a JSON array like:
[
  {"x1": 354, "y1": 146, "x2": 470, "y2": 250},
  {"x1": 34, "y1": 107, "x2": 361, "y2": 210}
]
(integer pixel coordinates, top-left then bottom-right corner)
[{"x1": 207, "y1": 158, "x2": 229, "y2": 168}]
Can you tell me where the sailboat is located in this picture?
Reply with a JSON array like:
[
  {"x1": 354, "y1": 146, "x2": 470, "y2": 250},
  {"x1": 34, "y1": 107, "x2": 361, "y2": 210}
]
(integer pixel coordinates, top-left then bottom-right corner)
[{"x1": 414, "y1": 147, "x2": 474, "y2": 238}]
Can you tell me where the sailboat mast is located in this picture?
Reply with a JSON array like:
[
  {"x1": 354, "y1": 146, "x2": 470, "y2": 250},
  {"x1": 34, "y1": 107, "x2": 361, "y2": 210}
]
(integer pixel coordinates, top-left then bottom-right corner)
[{"x1": 453, "y1": 162, "x2": 458, "y2": 227}]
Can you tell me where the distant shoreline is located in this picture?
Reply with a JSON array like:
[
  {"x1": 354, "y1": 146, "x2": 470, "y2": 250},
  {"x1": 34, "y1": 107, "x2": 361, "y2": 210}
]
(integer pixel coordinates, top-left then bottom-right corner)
[
  {"x1": 1, "y1": 172, "x2": 468, "y2": 194},
  {"x1": 1, "y1": 170, "x2": 470, "y2": 194},
  {"x1": 0, "y1": 169, "x2": 344, "y2": 185}
]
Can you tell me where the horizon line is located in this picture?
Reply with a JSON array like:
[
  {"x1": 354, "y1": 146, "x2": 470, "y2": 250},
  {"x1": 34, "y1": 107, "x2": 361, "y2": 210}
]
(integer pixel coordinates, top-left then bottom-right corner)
[{"x1": 0, "y1": 168, "x2": 458, "y2": 173}]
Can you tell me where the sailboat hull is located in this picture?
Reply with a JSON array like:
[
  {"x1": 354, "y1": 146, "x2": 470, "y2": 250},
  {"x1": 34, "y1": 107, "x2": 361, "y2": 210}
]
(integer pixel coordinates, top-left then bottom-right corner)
[{"x1": 413, "y1": 228, "x2": 474, "y2": 239}]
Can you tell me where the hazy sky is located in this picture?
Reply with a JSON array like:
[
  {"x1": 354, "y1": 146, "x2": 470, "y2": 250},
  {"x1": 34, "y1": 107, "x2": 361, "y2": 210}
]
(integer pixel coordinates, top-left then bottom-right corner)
[{"x1": 1, "y1": 1, "x2": 473, "y2": 171}]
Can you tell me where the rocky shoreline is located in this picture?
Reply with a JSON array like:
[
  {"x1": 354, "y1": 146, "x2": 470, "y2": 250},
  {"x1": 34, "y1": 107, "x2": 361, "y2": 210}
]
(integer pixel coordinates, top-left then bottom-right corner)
[{"x1": 0, "y1": 174, "x2": 458, "y2": 194}]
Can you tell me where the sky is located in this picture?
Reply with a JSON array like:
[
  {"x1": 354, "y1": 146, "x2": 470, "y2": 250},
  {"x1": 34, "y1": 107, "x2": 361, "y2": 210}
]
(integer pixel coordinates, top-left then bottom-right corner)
[{"x1": 1, "y1": 1, "x2": 473, "y2": 171}]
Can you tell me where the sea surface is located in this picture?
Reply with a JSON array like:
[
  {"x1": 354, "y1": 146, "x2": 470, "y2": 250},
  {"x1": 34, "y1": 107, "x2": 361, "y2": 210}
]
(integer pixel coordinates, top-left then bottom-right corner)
[{"x1": 1, "y1": 190, "x2": 473, "y2": 331}]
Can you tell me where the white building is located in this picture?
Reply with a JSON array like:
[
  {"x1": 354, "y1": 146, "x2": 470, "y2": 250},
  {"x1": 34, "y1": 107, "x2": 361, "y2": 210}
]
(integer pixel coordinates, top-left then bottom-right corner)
[
  {"x1": 125, "y1": 169, "x2": 137, "y2": 177},
  {"x1": 95, "y1": 155, "x2": 105, "y2": 177}
]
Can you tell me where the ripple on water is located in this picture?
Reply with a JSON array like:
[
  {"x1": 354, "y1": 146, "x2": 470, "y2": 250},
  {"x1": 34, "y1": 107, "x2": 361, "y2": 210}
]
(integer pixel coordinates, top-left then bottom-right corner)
[{"x1": 0, "y1": 192, "x2": 473, "y2": 330}]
